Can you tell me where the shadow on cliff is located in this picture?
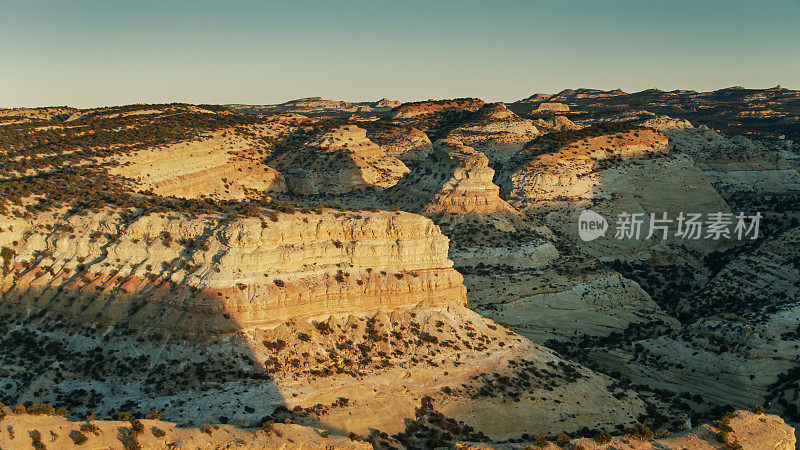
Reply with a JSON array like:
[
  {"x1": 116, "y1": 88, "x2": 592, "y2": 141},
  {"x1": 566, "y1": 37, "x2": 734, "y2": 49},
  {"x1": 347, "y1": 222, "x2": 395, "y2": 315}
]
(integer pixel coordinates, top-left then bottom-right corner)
[{"x1": 0, "y1": 222, "x2": 318, "y2": 436}]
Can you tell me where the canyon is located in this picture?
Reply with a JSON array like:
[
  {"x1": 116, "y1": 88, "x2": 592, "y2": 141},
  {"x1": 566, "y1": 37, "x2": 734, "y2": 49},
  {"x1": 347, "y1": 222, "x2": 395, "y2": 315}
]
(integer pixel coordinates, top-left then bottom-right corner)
[{"x1": 1, "y1": 86, "x2": 799, "y2": 448}]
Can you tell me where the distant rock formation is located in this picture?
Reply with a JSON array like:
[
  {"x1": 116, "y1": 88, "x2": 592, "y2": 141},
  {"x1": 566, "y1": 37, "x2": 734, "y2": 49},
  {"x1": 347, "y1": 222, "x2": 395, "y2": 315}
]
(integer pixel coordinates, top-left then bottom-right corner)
[
  {"x1": 267, "y1": 125, "x2": 410, "y2": 194},
  {"x1": 535, "y1": 102, "x2": 570, "y2": 113},
  {"x1": 390, "y1": 98, "x2": 485, "y2": 119},
  {"x1": 364, "y1": 124, "x2": 433, "y2": 163},
  {"x1": 533, "y1": 115, "x2": 580, "y2": 133},
  {"x1": 111, "y1": 128, "x2": 288, "y2": 200},
  {"x1": 386, "y1": 139, "x2": 516, "y2": 217},
  {"x1": 444, "y1": 102, "x2": 540, "y2": 164}
]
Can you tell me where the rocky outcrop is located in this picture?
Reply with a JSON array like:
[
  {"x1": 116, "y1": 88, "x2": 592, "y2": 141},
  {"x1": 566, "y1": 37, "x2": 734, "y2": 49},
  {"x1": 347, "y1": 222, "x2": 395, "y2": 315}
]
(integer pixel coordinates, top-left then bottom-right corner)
[
  {"x1": 0, "y1": 208, "x2": 465, "y2": 332},
  {"x1": 111, "y1": 128, "x2": 288, "y2": 199},
  {"x1": 533, "y1": 115, "x2": 580, "y2": 133},
  {"x1": 390, "y1": 98, "x2": 485, "y2": 119},
  {"x1": 502, "y1": 129, "x2": 734, "y2": 256},
  {"x1": 386, "y1": 139, "x2": 516, "y2": 217},
  {"x1": 267, "y1": 125, "x2": 410, "y2": 194},
  {"x1": 364, "y1": 125, "x2": 433, "y2": 163},
  {"x1": 535, "y1": 102, "x2": 570, "y2": 113},
  {"x1": 444, "y1": 103, "x2": 540, "y2": 164},
  {"x1": 504, "y1": 129, "x2": 670, "y2": 201}
]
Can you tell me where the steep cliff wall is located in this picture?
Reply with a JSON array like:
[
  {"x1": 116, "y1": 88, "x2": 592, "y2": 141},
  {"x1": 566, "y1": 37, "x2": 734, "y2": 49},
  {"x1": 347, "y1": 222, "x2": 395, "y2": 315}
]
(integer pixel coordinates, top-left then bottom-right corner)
[{"x1": 0, "y1": 208, "x2": 465, "y2": 333}]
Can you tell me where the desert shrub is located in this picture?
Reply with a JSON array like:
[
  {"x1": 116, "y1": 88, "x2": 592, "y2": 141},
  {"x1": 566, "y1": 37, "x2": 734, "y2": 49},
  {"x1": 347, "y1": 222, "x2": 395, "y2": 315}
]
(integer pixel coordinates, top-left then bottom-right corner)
[
  {"x1": 14, "y1": 405, "x2": 25, "y2": 414},
  {"x1": 117, "y1": 412, "x2": 134, "y2": 422},
  {"x1": 145, "y1": 410, "x2": 164, "y2": 420},
  {"x1": 1, "y1": 246, "x2": 14, "y2": 275},
  {"x1": 555, "y1": 433, "x2": 570, "y2": 445},
  {"x1": 263, "y1": 339, "x2": 287, "y2": 352},
  {"x1": 130, "y1": 419, "x2": 144, "y2": 432},
  {"x1": 29, "y1": 429, "x2": 46, "y2": 449},
  {"x1": 200, "y1": 423, "x2": 214, "y2": 435},
  {"x1": 349, "y1": 432, "x2": 362, "y2": 441},
  {"x1": 594, "y1": 430, "x2": 612, "y2": 444},
  {"x1": 314, "y1": 322, "x2": 333, "y2": 335},
  {"x1": 151, "y1": 426, "x2": 166, "y2": 437},
  {"x1": 419, "y1": 332, "x2": 438, "y2": 344},
  {"x1": 752, "y1": 405, "x2": 765, "y2": 414},
  {"x1": 80, "y1": 422, "x2": 100, "y2": 435},
  {"x1": 298, "y1": 333, "x2": 311, "y2": 342},
  {"x1": 27, "y1": 403, "x2": 55, "y2": 415},
  {"x1": 56, "y1": 407, "x2": 68, "y2": 417},
  {"x1": 69, "y1": 430, "x2": 88, "y2": 445},
  {"x1": 273, "y1": 279, "x2": 285, "y2": 287},
  {"x1": 627, "y1": 423, "x2": 653, "y2": 440},
  {"x1": 161, "y1": 231, "x2": 172, "y2": 247}
]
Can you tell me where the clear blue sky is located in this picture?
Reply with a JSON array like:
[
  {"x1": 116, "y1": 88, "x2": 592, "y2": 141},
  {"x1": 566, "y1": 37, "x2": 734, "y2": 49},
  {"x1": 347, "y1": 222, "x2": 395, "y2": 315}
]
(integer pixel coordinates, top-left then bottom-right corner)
[{"x1": 1, "y1": 0, "x2": 798, "y2": 108}]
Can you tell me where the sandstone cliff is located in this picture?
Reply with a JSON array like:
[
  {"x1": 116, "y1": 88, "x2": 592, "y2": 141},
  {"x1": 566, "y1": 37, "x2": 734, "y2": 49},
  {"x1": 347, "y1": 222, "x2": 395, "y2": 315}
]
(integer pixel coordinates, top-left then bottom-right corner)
[
  {"x1": 386, "y1": 139, "x2": 516, "y2": 217},
  {"x1": 0, "y1": 208, "x2": 464, "y2": 332}
]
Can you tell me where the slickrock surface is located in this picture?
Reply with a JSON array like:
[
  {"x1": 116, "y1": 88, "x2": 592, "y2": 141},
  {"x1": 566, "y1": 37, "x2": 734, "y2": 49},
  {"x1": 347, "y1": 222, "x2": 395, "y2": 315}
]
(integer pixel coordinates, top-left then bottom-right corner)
[
  {"x1": 585, "y1": 227, "x2": 800, "y2": 421},
  {"x1": 503, "y1": 129, "x2": 670, "y2": 201},
  {"x1": 445, "y1": 103, "x2": 540, "y2": 164},
  {"x1": 474, "y1": 265, "x2": 679, "y2": 344},
  {"x1": 267, "y1": 125, "x2": 410, "y2": 194},
  {"x1": 0, "y1": 208, "x2": 465, "y2": 331},
  {"x1": 456, "y1": 411, "x2": 796, "y2": 449},
  {"x1": 648, "y1": 117, "x2": 800, "y2": 198},
  {"x1": 111, "y1": 128, "x2": 288, "y2": 199},
  {"x1": 502, "y1": 129, "x2": 734, "y2": 256},
  {"x1": 390, "y1": 98, "x2": 486, "y2": 119}
]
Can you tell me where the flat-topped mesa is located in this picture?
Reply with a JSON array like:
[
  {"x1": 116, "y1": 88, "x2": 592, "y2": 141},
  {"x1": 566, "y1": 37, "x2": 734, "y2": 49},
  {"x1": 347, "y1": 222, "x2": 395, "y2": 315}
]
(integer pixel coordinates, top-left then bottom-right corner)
[
  {"x1": 444, "y1": 102, "x2": 540, "y2": 164},
  {"x1": 267, "y1": 125, "x2": 410, "y2": 194},
  {"x1": 0, "y1": 209, "x2": 466, "y2": 333},
  {"x1": 535, "y1": 102, "x2": 570, "y2": 113},
  {"x1": 390, "y1": 98, "x2": 486, "y2": 119}
]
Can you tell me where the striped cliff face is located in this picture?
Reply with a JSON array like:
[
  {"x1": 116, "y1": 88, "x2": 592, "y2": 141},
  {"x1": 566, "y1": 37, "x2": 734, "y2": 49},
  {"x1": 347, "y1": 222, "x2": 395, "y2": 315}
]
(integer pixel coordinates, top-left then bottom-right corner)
[{"x1": 0, "y1": 208, "x2": 465, "y2": 334}]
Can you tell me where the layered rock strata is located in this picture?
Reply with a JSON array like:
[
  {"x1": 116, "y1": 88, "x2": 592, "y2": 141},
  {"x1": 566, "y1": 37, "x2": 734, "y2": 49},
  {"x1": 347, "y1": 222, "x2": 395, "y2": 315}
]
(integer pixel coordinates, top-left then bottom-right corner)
[{"x1": 0, "y1": 208, "x2": 465, "y2": 332}]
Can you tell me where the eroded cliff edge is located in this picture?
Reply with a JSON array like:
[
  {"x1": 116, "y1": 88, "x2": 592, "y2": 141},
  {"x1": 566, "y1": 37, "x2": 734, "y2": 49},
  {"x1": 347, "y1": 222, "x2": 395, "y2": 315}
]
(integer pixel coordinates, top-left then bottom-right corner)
[{"x1": 0, "y1": 208, "x2": 465, "y2": 333}]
